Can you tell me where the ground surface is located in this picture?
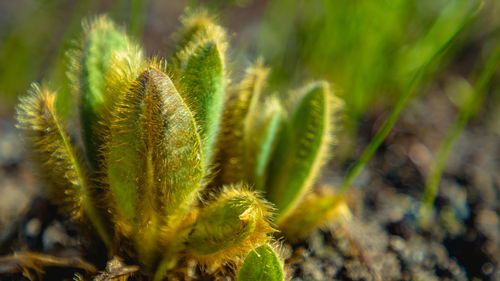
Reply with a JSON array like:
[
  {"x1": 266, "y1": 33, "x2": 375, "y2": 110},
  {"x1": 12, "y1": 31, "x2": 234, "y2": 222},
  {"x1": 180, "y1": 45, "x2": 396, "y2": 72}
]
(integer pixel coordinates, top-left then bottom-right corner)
[
  {"x1": 0, "y1": 82, "x2": 499, "y2": 281},
  {"x1": 287, "y1": 89, "x2": 500, "y2": 281}
]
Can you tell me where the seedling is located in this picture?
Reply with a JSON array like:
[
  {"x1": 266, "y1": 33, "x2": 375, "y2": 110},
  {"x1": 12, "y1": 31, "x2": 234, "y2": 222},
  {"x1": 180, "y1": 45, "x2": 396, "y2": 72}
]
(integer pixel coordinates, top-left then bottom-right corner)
[
  {"x1": 212, "y1": 60, "x2": 351, "y2": 239},
  {"x1": 16, "y1": 14, "x2": 276, "y2": 280}
]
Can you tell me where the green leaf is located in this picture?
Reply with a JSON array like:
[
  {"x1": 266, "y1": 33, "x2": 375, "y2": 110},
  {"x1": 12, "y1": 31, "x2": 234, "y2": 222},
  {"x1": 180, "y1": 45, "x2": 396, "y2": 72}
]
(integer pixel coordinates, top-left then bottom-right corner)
[
  {"x1": 419, "y1": 43, "x2": 500, "y2": 227},
  {"x1": 238, "y1": 244, "x2": 284, "y2": 281},
  {"x1": 398, "y1": 0, "x2": 481, "y2": 75},
  {"x1": 279, "y1": 186, "x2": 352, "y2": 239},
  {"x1": 68, "y1": 16, "x2": 138, "y2": 169},
  {"x1": 106, "y1": 67, "x2": 203, "y2": 265},
  {"x1": 212, "y1": 63, "x2": 269, "y2": 186},
  {"x1": 244, "y1": 96, "x2": 283, "y2": 191},
  {"x1": 174, "y1": 9, "x2": 220, "y2": 54},
  {"x1": 338, "y1": 0, "x2": 481, "y2": 194},
  {"x1": 265, "y1": 82, "x2": 335, "y2": 220},
  {"x1": 185, "y1": 186, "x2": 274, "y2": 265},
  {"x1": 174, "y1": 18, "x2": 227, "y2": 166}
]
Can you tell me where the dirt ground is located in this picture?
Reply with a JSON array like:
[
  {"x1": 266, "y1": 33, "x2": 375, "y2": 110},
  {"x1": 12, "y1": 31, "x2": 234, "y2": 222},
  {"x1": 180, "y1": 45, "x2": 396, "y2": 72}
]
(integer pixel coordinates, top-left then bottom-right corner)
[
  {"x1": 0, "y1": 2, "x2": 499, "y2": 279},
  {"x1": 286, "y1": 87, "x2": 500, "y2": 281},
  {"x1": 1, "y1": 76, "x2": 499, "y2": 281}
]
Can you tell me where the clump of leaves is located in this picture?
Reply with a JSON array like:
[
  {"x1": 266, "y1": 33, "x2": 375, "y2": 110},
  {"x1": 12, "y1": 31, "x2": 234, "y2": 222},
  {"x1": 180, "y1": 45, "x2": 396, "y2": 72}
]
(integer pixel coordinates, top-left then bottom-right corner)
[
  {"x1": 16, "y1": 13, "x2": 280, "y2": 280},
  {"x1": 212, "y1": 61, "x2": 351, "y2": 240},
  {"x1": 15, "y1": 8, "x2": 353, "y2": 280}
]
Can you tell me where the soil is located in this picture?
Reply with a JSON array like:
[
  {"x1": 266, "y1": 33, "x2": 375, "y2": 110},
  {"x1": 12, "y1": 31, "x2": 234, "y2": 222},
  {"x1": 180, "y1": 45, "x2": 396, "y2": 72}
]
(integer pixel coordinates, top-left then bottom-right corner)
[
  {"x1": 285, "y1": 88, "x2": 500, "y2": 281},
  {"x1": 1, "y1": 2, "x2": 499, "y2": 279},
  {"x1": 1, "y1": 78, "x2": 499, "y2": 281}
]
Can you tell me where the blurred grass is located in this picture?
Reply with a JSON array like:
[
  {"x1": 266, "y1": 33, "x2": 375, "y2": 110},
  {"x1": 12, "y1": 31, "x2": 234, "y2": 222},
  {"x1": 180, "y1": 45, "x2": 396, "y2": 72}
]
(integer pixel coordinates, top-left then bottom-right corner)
[
  {"x1": 256, "y1": 0, "x2": 498, "y2": 145},
  {"x1": 0, "y1": 0, "x2": 149, "y2": 116},
  {"x1": 419, "y1": 42, "x2": 500, "y2": 226},
  {"x1": 338, "y1": 0, "x2": 482, "y2": 194},
  {"x1": 3, "y1": 0, "x2": 497, "y2": 121}
]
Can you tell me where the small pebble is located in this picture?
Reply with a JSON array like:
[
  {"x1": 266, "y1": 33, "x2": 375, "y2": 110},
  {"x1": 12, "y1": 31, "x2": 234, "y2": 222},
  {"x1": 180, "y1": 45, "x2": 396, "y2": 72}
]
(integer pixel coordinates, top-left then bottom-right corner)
[
  {"x1": 412, "y1": 251, "x2": 424, "y2": 263},
  {"x1": 42, "y1": 221, "x2": 70, "y2": 250},
  {"x1": 389, "y1": 235, "x2": 405, "y2": 253},
  {"x1": 481, "y1": 262, "x2": 494, "y2": 275},
  {"x1": 25, "y1": 218, "x2": 41, "y2": 237}
]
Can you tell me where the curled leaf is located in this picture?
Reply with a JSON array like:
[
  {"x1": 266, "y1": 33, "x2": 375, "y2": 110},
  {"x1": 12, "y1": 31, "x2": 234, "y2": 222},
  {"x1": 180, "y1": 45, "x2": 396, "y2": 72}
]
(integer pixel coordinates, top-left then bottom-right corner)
[
  {"x1": 244, "y1": 96, "x2": 283, "y2": 191},
  {"x1": 185, "y1": 185, "x2": 275, "y2": 266},
  {"x1": 16, "y1": 84, "x2": 111, "y2": 248}
]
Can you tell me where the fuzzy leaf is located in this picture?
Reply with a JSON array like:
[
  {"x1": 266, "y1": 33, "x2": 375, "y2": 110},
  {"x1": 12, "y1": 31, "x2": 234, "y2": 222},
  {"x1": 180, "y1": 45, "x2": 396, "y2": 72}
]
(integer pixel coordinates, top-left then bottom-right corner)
[
  {"x1": 265, "y1": 82, "x2": 339, "y2": 221},
  {"x1": 244, "y1": 96, "x2": 283, "y2": 191},
  {"x1": 279, "y1": 186, "x2": 352, "y2": 239},
  {"x1": 174, "y1": 18, "x2": 227, "y2": 166},
  {"x1": 16, "y1": 84, "x2": 111, "y2": 247},
  {"x1": 238, "y1": 244, "x2": 284, "y2": 281},
  {"x1": 68, "y1": 16, "x2": 139, "y2": 169},
  {"x1": 101, "y1": 43, "x2": 145, "y2": 124},
  {"x1": 106, "y1": 67, "x2": 203, "y2": 263},
  {"x1": 185, "y1": 186, "x2": 274, "y2": 265},
  {"x1": 213, "y1": 63, "x2": 270, "y2": 186},
  {"x1": 174, "y1": 10, "x2": 220, "y2": 54}
]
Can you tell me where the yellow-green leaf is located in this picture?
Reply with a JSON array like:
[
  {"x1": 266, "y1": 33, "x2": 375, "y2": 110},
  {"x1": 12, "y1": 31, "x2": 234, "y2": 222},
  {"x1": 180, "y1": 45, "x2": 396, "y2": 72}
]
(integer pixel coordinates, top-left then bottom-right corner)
[
  {"x1": 107, "y1": 67, "x2": 203, "y2": 265},
  {"x1": 185, "y1": 186, "x2": 274, "y2": 266},
  {"x1": 238, "y1": 244, "x2": 284, "y2": 281},
  {"x1": 16, "y1": 84, "x2": 111, "y2": 248},
  {"x1": 265, "y1": 82, "x2": 339, "y2": 221},
  {"x1": 68, "y1": 16, "x2": 141, "y2": 169},
  {"x1": 173, "y1": 13, "x2": 227, "y2": 166}
]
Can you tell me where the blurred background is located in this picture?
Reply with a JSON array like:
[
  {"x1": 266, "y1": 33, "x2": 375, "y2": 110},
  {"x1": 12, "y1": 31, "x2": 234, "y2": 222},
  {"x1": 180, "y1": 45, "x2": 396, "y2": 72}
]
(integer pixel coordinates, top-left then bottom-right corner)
[
  {"x1": 1, "y1": 0, "x2": 500, "y2": 280},
  {"x1": 1, "y1": 0, "x2": 499, "y2": 149}
]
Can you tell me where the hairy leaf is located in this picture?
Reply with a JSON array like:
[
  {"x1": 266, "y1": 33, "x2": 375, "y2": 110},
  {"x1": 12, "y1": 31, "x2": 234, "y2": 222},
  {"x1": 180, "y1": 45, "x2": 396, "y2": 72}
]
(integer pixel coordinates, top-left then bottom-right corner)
[
  {"x1": 16, "y1": 84, "x2": 111, "y2": 247},
  {"x1": 185, "y1": 186, "x2": 274, "y2": 266},
  {"x1": 244, "y1": 96, "x2": 282, "y2": 191},
  {"x1": 265, "y1": 82, "x2": 340, "y2": 221},
  {"x1": 174, "y1": 9, "x2": 221, "y2": 54},
  {"x1": 173, "y1": 15, "x2": 227, "y2": 166},
  {"x1": 279, "y1": 186, "x2": 352, "y2": 239},
  {"x1": 238, "y1": 244, "x2": 284, "y2": 281},
  {"x1": 106, "y1": 67, "x2": 203, "y2": 264},
  {"x1": 68, "y1": 15, "x2": 140, "y2": 169},
  {"x1": 213, "y1": 63, "x2": 270, "y2": 186}
]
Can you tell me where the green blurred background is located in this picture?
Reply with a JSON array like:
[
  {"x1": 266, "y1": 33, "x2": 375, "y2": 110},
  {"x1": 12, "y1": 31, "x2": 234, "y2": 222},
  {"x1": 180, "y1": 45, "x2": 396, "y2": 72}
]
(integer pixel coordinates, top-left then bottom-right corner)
[{"x1": 1, "y1": 0, "x2": 499, "y2": 154}]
